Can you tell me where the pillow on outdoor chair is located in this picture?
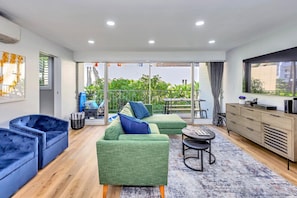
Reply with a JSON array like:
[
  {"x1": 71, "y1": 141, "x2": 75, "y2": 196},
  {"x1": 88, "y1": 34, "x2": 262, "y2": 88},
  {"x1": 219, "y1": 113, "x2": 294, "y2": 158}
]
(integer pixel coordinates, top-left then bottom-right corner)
[{"x1": 85, "y1": 100, "x2": 99, "y2": 109}]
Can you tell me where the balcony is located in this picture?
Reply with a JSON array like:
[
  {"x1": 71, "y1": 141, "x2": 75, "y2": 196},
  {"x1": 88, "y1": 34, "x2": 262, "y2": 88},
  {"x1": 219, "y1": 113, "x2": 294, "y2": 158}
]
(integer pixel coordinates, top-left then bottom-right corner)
[{"x1": 84, "y1": 89, "x2": 207, "y2": 124}]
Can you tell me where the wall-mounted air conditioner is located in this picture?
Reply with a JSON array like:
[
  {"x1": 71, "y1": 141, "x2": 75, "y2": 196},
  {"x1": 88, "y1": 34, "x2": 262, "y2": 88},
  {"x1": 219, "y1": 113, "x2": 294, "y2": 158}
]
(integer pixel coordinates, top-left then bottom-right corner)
[{"x1": 0, "y1": 16, "x2": 21, "y2": 44}]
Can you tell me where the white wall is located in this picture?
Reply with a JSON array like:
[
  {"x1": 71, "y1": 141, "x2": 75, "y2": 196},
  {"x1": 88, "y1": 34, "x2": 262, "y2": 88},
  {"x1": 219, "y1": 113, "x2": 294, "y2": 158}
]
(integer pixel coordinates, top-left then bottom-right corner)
[
  {"x1": 0, "y1": 27, "x2": 76, "y2": 127},
  {"x1": 224, "y1": 23, "x2": 297, "y2": 112},
  {"x1": 61, "y1": 59, "x2": 77, "y2": 117}
]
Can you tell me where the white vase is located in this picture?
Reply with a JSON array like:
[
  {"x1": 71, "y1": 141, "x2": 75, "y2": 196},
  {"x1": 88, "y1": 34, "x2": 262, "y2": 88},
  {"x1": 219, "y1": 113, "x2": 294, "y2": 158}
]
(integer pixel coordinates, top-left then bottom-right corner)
[{"x1": 239, "y1": 99, "x2": 245, "y2": 104}]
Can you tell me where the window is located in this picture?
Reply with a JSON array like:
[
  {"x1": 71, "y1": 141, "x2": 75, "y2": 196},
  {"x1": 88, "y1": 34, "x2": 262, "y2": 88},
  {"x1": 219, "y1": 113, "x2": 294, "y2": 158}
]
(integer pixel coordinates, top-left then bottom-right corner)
[
  {"x1": 243, "y1": 47, "x2": 297, "y2": 96},
  {"x1": 39, "y1": 54, "x2": 53, "y2": 89}
]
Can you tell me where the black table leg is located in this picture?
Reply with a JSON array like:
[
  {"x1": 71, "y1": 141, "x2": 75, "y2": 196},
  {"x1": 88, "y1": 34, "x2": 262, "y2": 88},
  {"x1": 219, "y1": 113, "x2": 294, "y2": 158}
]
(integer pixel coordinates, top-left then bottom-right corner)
[{"x1": 207, "y1": 140, "x2": 216, "y2": 164}]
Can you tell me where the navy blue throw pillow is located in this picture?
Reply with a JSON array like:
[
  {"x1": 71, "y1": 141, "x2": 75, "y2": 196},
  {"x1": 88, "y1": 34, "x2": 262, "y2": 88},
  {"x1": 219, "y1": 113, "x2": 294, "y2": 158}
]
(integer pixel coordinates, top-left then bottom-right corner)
[
  {"x1": 129, "y1": 101, "x2": 150, "y2": 119},
  {"x1": 118, "y1": 113, "x2": 151, "y2": 134}
]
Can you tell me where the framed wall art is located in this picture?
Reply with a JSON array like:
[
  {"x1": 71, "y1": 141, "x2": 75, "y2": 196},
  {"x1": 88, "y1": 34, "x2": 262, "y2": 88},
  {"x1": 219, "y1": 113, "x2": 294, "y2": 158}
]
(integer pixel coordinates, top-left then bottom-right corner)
[{"x1": 0, "y1": 51, "x2": 25, "y2": 103}]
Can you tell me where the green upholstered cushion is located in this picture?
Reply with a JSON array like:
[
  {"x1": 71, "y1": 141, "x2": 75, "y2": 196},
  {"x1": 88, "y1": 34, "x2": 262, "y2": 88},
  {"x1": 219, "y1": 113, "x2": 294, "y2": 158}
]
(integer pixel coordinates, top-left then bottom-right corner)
[
  {"x1": 144, "y1": 104, "x2": 153, "y2": 115},
  {"x1": 157, "y1": 128, "x2": 184, "y2": 135},
  {"x1": 143, "y1": 114, "x2": 187, "y2": 129},
  {"x1": 104, "y1": 117, "x2": 124, "y2": 140},
  {"x1": 104, "y1": 103, "x2": 136, "y2": 140},
  {"x1": 148, "y1": 123, "x2": 159, "y2": 134},
  {"x1": 118, "y1": 134, "x2": 169, "y2": 141}
]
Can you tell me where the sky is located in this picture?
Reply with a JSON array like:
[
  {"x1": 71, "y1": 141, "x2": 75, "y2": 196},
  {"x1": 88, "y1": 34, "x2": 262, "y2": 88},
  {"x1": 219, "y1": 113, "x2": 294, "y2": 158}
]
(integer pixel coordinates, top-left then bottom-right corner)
[{"x1": 84, "y1": 63, "x2": 199, "y2": 86}]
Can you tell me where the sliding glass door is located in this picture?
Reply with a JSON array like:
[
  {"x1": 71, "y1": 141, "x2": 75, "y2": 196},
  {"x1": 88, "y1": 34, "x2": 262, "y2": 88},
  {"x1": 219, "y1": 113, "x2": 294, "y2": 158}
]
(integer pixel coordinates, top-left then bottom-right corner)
[
  {"x1": 150, "y1": 62, "x2": 200, "y2": 123},
  {"x1": 80, "y1": 61, "x2": 204, "y2": 124},
  {"x1": 77, "y1": 62, "x2": 106, "y2": 125}
]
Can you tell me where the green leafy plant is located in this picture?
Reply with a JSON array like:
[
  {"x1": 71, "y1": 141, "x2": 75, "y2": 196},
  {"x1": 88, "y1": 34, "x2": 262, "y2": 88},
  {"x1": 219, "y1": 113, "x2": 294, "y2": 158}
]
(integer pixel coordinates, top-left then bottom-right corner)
[{"x1": 84, "y1": 74, "x2": 199, "y2": 113}]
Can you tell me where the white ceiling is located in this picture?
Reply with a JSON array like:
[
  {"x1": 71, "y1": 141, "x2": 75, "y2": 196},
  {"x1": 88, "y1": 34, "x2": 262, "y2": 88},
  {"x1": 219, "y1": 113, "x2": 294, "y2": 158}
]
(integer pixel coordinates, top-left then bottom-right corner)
[{"x1": 1, "y1": 0, "x2": 297, "y2": 52}]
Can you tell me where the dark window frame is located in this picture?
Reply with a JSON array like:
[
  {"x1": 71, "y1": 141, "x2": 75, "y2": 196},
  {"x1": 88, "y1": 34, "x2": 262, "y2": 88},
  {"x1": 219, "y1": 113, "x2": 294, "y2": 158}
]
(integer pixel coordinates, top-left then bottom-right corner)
[{"x1": 243, "y1": 47, "x2": 297, "y2": 96}]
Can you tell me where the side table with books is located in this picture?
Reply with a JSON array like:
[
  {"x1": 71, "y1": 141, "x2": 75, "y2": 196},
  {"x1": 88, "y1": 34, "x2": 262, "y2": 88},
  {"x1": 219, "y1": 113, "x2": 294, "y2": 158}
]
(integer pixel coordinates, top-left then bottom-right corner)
[{"x1": 182, "y1": 126, "x2": 216, "y2": 171}]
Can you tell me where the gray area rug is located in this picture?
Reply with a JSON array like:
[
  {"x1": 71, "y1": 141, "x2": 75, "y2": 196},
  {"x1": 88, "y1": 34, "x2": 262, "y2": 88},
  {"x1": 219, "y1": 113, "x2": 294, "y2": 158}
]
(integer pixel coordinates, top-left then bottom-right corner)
[{"x1": 120, "y1": 126, "x2": 297, "y2": 198}]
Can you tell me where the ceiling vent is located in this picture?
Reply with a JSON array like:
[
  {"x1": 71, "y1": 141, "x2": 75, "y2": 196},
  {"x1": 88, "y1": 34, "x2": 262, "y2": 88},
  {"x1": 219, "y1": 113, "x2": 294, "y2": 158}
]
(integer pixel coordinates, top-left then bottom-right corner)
[{"x1": 0, "y1": 16, "x2": 21, "y2": 44}]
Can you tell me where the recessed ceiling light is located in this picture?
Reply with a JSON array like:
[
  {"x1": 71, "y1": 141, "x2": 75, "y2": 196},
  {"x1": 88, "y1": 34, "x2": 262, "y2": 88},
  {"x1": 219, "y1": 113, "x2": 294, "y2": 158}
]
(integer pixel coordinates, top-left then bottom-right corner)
[
  {"x1": 208, "y1": 40, "x2": 216, "y2": 44},
  {"x1": 88, "y1": 40, "x2": 95, "y2": 44},
  {"x1": 195, "y1": 20, "x2": 205, "y2": 26},
  {"x1": 148, "y1": 40, "x2": 155, "y2": 44},
  {"x1": 106, "y1": 20, "x2": 115, "y2": 26}
]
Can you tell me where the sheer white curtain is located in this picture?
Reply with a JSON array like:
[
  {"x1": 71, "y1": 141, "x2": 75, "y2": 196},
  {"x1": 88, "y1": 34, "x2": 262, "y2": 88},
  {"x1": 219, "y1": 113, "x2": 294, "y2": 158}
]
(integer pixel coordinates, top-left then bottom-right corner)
[{"x1": 208, "y1": 62, "x2": 224, "y2": 125}]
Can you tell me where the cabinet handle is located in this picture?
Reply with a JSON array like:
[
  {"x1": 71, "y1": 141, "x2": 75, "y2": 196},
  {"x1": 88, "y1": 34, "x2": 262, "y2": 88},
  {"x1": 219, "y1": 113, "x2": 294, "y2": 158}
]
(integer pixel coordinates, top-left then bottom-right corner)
[
  {"x1": 247, "y1": 127, "x2": 254, "y2": 131},
  {"x1": 231, "y1": 113, "x2": 236, "y2": 116},
  {"x1": 263, "y1": 123, "x2": 270, "y2": 126},
  {"x1": 247, "y1": 109, "x2": 254, "y2": 112},
  {"x1": 247, "y1": 117, "x2": 254, "y2": 121},
  {"x1": 270, "y1": 114, "x2": 280, "y2": 118},
  {"x1": 231, "y1": 121, "x2": 236, "y2": 124}
]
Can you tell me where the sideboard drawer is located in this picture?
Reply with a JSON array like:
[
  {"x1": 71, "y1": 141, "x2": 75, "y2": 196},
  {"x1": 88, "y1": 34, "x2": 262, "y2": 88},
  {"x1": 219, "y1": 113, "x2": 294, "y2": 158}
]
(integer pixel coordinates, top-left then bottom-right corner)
[
  {"x1": 240, "y1": 125, "x2": 262, "y2": 145},
  {"x1": 241, "y1": 107, "x2": 261, "y2": 120},
  {"x1": 226, "y1": 104, "x2": 240, "y2": 115},
  {"x1": 226, "y1": 112, "x2": 240, "y2": 122},
  {"x1": 226, "y1": 119, "x2": 241, "y2": 133},
  {"x1": 262, "y1": 112, "x2": 292, "y2": 131},
  {"x1": 241, "y1": 116, "x2": 261, "y2": 132}
]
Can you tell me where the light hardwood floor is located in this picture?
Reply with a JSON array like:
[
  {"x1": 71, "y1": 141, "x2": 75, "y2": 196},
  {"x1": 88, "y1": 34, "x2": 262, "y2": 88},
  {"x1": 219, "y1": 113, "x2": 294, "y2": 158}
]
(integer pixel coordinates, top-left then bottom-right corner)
[{"x1": 12, "y1": 125, "x2": 297, "y2": 198}]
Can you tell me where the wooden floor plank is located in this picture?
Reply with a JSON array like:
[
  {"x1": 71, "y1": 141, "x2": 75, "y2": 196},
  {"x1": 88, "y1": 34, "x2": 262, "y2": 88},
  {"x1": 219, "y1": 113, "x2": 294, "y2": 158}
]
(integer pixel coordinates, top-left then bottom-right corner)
[{"x1": 12, "y1": 125, "x2": 297, "y2": 198}]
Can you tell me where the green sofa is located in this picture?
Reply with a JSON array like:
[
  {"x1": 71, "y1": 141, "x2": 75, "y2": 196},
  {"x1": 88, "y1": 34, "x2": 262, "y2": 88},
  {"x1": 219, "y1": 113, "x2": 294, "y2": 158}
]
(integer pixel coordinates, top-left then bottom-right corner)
[{"x1": 96, "y1": 103, "x2": 186, "y2": 198}]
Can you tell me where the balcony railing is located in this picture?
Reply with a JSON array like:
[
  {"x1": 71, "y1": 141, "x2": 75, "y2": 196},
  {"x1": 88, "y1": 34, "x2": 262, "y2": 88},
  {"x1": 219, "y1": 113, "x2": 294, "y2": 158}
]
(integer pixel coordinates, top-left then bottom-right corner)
[{"x1": 91, "y1": 89, "x2": 195, "y2": 114}]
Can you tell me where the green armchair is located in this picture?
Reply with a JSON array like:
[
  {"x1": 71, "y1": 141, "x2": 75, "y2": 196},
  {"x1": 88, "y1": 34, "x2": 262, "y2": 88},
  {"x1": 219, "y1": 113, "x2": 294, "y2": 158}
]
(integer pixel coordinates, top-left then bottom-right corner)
[{"x1": 96, "y1": 134, "x2": 169, "y2": 198}]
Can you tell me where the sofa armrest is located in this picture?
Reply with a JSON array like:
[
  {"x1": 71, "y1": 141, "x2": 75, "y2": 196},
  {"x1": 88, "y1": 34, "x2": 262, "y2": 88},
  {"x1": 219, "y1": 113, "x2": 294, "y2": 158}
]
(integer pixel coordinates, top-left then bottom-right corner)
[{"x1": 96, "y1": 137, "x2": 169, "y2": 186}]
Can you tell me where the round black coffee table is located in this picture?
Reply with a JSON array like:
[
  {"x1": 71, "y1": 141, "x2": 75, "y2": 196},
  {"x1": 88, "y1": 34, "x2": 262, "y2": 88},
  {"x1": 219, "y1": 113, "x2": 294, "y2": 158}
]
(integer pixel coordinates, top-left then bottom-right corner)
[{"x1": 182, "y1": 126, "x2": 216, "y2": 171}]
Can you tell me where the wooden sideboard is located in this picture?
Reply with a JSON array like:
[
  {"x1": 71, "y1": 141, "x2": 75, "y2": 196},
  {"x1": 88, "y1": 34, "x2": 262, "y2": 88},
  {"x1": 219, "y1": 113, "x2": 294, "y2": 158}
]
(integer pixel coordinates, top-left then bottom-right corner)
[{"x1": 226, "y1": 103, "x2": 297, "y2": 169}]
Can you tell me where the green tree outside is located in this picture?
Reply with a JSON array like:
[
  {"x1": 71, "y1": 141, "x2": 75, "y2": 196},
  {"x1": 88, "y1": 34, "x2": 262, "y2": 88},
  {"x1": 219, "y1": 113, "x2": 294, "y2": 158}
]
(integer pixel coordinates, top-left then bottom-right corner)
[{"x1": 84, "y1": 74, "x2": 199, "y2": 113}]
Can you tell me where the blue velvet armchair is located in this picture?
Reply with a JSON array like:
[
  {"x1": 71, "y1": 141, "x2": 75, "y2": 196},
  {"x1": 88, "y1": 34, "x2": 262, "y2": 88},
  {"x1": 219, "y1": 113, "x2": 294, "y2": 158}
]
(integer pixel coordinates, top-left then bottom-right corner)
[
  {"x1": 0, "y1": 128, "x2": 38, "y2": 198},
  {"x1": 9, "y1": 114, "x2": 69, "y2": 169}
]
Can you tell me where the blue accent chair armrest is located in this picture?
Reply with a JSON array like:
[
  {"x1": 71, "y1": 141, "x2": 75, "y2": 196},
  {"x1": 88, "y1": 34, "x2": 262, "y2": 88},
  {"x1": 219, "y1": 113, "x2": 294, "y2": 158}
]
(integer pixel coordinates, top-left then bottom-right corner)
[
  {"x1": 0, "y1": 128, "x2": 38, "y2": 198},
  {"x1": 9, "y1": 114, "x2": 69, "y2": 169}
]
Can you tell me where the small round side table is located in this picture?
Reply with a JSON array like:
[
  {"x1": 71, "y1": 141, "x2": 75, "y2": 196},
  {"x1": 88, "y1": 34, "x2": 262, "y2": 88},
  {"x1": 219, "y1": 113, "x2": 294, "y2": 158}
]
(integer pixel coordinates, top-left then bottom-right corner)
[{"x1": 182, "y1": 126, "x2": 216, "y2": 171}]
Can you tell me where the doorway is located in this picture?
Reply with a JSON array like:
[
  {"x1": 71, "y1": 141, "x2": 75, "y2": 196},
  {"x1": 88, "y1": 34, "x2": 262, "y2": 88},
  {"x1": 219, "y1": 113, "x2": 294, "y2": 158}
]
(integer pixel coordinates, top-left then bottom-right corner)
[
  {"x1": 39, "y1": 53, "x2": 55, "y2": 116},
  {"x1": 80, "y1": 62, "x2": 207, "y2": 124}
]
